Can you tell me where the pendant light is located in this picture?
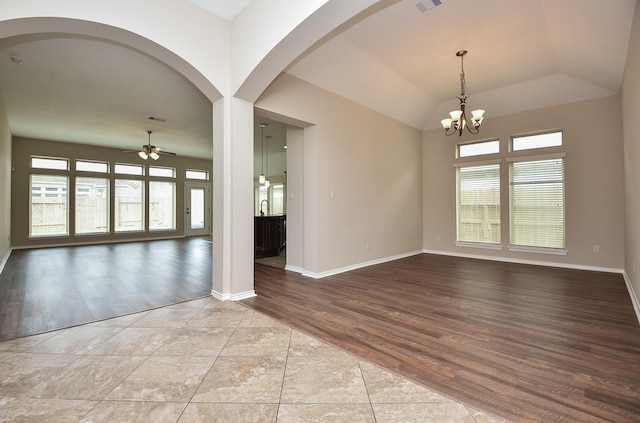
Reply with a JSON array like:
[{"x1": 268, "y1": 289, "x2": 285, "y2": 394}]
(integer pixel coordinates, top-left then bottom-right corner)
[
  {"x1": 259, "y1": 123, "x2": 267, "y2": 184},
  {"x1": 264, "y1": 135, "x2": 271, "y2": 188}
]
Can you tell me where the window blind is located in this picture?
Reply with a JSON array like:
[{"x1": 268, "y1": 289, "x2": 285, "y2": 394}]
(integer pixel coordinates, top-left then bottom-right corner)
[
  {"x1": 456, "y1": 163, "x2": 501, "y2": 244},
  {"x1": 509, "y1": 158, "x2": 564, "y2": 249}
]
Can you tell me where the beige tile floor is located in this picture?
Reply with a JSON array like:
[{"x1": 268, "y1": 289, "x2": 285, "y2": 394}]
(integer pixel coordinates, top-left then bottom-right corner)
[{"x1": 0, "y1": 297, "x2": 505, "y2": 422}]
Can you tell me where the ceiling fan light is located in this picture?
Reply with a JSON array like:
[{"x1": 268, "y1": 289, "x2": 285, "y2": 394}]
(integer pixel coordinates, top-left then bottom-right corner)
[
  {"x1": 138, "y1": 150, "x2": 148, "y2": 160},
  {"x1": 149, "y1": 151, "x2": 160, "y2": 160}
]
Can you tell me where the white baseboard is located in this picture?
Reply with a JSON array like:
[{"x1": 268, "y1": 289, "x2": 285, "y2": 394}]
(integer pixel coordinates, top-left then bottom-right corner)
[
  {"x1": 11, "y1": 235, "x2": 186, "y2": 250},
  {"x1": 211, "y1": 289, "x2": 257, "y2": 301},
  {"x1": 622, "y1": 271, "x2": 640, "y2": 325},
  {"x1": 301, "y1": 250, "x2": 423, "y2": 279},
  {"x1": 422, "y1": 249, "x2": 624, "y2": 274},
  {"x1": 284, "y1": 264, "x2": 305, "y2": 274}
]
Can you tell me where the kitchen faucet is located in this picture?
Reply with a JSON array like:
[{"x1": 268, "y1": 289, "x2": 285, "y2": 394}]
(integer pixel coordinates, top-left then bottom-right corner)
[{"x1": 260, "y1": 199, "x2": 269, "y2": 216}]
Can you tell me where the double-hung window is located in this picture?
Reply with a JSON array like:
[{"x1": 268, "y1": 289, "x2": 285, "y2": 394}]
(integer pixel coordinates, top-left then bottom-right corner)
[
  {"x1": 508, "y1": 131, "x2": 565, "y2": 252},
  {"x1": 455, "y1": 139, "x2": 501, "y2": 246},
  {"x1": 456, "y1": 162, "x2": 501, "y2": 245},
  {"x1": 508, "y1": 155, "x2": 565, "y2": 251}
]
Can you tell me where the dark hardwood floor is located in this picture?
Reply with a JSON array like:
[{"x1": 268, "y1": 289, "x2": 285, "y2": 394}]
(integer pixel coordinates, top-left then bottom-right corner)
[
  {"x1": 0, "y1": 237, "x2": 212, "y2": 341},
  {"x1": 243, "y1": 254, "x2": 640, "y2": 423}
]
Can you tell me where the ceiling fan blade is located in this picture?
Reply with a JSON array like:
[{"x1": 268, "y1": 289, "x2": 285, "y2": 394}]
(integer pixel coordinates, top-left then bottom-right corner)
[{"x1": 153, "y1": 147, "x2": 177, "y2": 156}]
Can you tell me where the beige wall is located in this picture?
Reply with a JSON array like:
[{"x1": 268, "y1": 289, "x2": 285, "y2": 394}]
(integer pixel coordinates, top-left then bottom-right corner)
[
  {"x1": 622, "y1": 0, "x2": 640, "y2": 316},
  {"x1": 0, "y1": 93, "x2": 10, "y2": 268},
  {"x1": 256, "y1": 74, "x2": 423, "y2": 275},
  {"x1": 423, "y1": 95, "x2": 625, "y2": 271},
  {"x1": 11, "y1": 137, "x2": 213, "y2": 248}
]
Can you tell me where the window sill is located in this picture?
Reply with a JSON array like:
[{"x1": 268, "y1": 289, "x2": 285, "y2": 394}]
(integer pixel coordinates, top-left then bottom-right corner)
[
  {"x1": 508, "y1": 245, "x2": 567, "y2": 255},
  {"x1": 456, "y1": 242, "x2": 503, "y2": 250}
]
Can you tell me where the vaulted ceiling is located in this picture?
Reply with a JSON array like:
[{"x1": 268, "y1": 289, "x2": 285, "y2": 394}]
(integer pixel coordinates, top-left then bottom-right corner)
[{"x1": 0, "y1": 0, "x2": 635, "y2": 159}]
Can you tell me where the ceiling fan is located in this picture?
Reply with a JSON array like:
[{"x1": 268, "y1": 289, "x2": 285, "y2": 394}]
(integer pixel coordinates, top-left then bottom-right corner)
[{"x1": 130, "y1": 130, "x2": 176, "y2": 160}]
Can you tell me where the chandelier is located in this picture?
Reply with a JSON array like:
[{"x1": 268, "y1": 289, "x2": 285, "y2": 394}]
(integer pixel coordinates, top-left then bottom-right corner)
[{"x1": 440, "y1": 50, "x2": 485, "y2": 136}]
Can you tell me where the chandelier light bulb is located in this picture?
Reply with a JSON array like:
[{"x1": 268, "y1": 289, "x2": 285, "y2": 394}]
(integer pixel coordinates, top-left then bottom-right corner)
[{"x1": 471, "y1": 109, "x2": 485, "y2": 127}]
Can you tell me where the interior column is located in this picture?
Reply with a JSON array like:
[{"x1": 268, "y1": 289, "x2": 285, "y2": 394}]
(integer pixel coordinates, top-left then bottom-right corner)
[{"x1": 212, "y1": 96, "x2": 256, "y2": 300}]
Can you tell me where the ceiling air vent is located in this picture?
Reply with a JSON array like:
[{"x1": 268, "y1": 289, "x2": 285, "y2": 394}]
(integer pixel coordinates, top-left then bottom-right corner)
[{"x1": 416, "y1": 0, "x2": 441, "y2": 13}]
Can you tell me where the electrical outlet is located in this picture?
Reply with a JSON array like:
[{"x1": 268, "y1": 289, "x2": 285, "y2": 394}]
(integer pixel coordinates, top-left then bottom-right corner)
[{"x1": 593, "y1": 244, "x2": 600, "y2": 253}]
